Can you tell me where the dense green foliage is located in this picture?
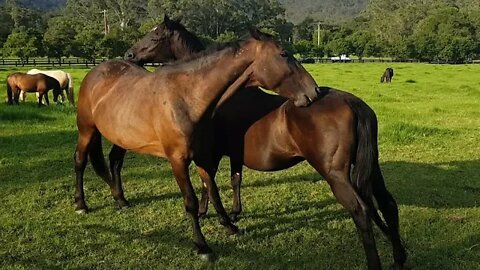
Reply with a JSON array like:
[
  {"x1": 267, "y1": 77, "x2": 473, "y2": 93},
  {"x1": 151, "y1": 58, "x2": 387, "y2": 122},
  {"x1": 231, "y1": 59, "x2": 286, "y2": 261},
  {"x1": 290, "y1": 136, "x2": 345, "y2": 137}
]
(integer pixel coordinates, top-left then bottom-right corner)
[
  {"x1": 294, "y1": 0, "x2": 480, "y2": 62},
  {"x1": 1, "y1": 0, "x2": 480, "y2": 61},
  {"x1": 279, "y1": 0, "x2": 367, "y2": 24},
  {"x1": 0, "y1": 63, "x2": 479, "y2": 269}
]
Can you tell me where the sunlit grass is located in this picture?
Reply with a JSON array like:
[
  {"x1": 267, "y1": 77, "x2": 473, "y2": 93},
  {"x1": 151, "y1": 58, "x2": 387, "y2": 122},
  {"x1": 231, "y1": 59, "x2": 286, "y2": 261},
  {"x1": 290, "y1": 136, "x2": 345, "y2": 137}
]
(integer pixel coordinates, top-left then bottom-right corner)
[{"x1": 0, "y1": 63, "x2": 479, "y2": 269}]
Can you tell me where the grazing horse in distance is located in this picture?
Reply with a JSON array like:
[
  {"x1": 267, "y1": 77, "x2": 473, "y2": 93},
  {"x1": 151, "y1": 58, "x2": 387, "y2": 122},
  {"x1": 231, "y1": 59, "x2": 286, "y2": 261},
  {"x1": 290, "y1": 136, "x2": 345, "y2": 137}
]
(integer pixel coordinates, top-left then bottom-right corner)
[
  {"x1": 381, "y1": 68, "x2": 394, "y2": 83},
  {"x1": 6, "y1": 72, "x2": 62, "y2": 106},
  {"x1": 22, "y1": 69, "x2": 75, "y2": 106},
  {"x1": 124, "y1": 15, "x2": 407, "y2": 270},
  {"x1": 75, "y1": 28, "x2": 320, "y2": 261}
]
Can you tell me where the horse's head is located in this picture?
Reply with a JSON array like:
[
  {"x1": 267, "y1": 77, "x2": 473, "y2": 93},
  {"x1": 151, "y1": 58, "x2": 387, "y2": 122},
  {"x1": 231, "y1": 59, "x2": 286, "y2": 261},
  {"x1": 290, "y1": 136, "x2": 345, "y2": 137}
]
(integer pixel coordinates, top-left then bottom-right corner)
[
  {"x1": 124, "y1": 15, "x2": 182, "y2": 65},
  {"x1": 52, "y1": 83, "x2": 62, "y2": 103},
  {"x1": 245, "y1": 28, "x2": 321, "y2": 107}
]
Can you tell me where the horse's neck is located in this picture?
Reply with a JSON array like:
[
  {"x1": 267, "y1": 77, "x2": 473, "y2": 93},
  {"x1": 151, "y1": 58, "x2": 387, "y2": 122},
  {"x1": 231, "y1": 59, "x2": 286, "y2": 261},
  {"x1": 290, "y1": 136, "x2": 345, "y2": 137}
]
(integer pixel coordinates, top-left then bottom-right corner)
[{"x1": 169, "y1": 43, "x2": 255, "y2": 122}]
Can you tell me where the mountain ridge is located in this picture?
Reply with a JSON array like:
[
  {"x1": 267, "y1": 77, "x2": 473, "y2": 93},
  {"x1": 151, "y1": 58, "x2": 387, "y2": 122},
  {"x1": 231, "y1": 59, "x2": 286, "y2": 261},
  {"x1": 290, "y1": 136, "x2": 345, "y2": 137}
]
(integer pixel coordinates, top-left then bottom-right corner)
[
  {"x1": 1, "y1": 0, "x2": 367, "y2": 24},
  {"x1": 279, "y1": 0, "x2": 368, "y2": 24}
]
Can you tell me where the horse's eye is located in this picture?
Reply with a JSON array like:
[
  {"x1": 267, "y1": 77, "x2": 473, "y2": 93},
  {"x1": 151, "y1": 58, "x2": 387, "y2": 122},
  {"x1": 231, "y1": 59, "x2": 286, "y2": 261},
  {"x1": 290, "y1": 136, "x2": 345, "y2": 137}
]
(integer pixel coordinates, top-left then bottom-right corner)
[{"x1": 280, "y1": 51, "x2": 288, "y2": 58}]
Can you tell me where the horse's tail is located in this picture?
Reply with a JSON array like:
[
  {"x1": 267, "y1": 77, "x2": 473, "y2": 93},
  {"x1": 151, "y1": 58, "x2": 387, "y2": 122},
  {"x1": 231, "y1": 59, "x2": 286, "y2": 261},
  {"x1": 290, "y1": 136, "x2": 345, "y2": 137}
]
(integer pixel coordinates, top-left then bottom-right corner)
[
  {"x1": 88, "y1": 132, "x2": 111, "y2": 182},
  {"x1": 347, "y1": 97, "x2": 389, "y2": 233},
  {"x1": 66, "y1": 73, "x2": 75, "y2": 107},
  {"x1": 6, "y1": 77, "x2": 13, "y2": 104}
]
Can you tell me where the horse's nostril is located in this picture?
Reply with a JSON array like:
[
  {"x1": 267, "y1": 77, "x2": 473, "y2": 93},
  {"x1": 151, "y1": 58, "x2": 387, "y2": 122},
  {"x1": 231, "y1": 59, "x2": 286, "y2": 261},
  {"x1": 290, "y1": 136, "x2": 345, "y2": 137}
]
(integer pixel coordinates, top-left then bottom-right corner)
[{"x1": 125, "y1": 52, "x2": 135, "y2": 60}]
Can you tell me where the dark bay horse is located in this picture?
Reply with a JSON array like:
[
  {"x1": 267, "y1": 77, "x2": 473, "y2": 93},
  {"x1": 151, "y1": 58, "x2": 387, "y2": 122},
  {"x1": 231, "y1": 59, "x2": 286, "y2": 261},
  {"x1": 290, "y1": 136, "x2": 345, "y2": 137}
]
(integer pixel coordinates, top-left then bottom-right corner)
[
  {"x1": 124, "y1": 16, "x2": 406, "y2": 269},
  {"x1": 75, "y1": 29, "x2": 320, "y2": 261},
  {"x1": 6, "y1": 72, "x2": 62, "y2": 106},
  {"x1": 381, "y1": 68, "x2": 394, "y2": 83}
]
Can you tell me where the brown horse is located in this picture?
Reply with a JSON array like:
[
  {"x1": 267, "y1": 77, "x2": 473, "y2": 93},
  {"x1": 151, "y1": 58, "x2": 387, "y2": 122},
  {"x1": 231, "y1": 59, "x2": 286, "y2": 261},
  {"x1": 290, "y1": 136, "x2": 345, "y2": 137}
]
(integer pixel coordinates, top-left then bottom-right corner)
[
  {"x1": 381, "y1": 68, "x2": 394, "y2": 83},
  {"x1": 124, "y1": 16, "x2": 407, "y2": 269},
  {"x1": 75, "y1": 28, "x2": 320, "y2": 261},
  {"x1": 6, "y1": 72, "x2": 62, "y2": 106}
]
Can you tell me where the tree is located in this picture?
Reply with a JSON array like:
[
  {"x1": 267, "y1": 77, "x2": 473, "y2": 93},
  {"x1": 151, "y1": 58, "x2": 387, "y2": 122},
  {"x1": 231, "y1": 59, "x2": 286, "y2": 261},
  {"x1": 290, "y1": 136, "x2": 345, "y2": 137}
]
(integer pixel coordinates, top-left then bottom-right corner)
[
  {"x1": 294, "y1": 17, "x2": 315, "y2": 41},
  {"x1": 0, "y1": 6, "x2": 14, "y2": 46},
  {"x1": 2, "y1": 28, "x2": 39, "y2": 60},
  {"x1": 43, "y1": 16, "x2": 77, "y2": 58},
  {"x1": 72, "y1": 27, "x2": 103, "y2": 60}
]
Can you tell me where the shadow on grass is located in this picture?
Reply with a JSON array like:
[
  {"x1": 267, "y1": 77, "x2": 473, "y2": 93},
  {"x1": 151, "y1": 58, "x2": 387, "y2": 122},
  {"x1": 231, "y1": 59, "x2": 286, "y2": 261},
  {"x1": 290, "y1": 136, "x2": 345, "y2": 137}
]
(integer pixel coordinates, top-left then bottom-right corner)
[
  {"x1": 0, "y1": 109, "x2": 56, "y2": 122},
  {"x1": 1, "y1": 128, "x2": 479, "y2": 210}
]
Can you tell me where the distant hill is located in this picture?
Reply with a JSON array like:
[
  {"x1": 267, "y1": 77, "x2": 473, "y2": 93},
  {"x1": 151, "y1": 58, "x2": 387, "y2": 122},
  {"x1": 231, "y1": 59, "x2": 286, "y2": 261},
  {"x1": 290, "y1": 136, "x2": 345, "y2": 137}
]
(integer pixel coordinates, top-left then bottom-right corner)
[
  {"x1": 2, "y1": 0, "x2": 367, "y2": 23},
  {"x1": 279, "y1": 0, "x2": 368, "y2": 24},
  {"x1": 0, "y1": 0, "x2": 66, "y2": 10}
]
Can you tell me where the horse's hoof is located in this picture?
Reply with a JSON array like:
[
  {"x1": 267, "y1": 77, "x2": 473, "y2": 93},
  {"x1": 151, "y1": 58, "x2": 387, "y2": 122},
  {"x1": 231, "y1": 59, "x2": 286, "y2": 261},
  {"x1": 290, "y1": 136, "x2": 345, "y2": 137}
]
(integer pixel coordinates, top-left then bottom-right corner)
[
  {"x1": 198, "y1": 252, "x2": 215, "y2": 262},
  {"x1": 389, "y1": 263, "x2": 405, "y2": 270},
  {"x1": 225, "y1": 224, "x2": 240, "y2": 236},
  {"x1": 75, "y1": 209, "x2": 88, "y2": 215},
  {"x1": 117, "y1": 199, "x2": 131, "y2": 209},
  {"x1": 229, "y1": 213, "x2": 241, "y2": 223}
]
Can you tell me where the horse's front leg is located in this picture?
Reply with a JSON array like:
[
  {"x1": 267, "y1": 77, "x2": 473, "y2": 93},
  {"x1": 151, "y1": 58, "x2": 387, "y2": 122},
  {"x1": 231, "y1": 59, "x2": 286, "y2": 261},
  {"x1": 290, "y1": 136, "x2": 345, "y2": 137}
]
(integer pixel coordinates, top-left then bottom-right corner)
[
  {"x1": 37, "y1": 93, "x2": 44, "y2": 107},
  {"x1": 198, "y1": 153, "x2": 222, "y2": 218},
  {"x1": 169, "y1": 156, "x2": 214, "y2": 261},
  {"x1": 195, "y1": 162, "x2": 239, "y2": 235},
  {"x1": 44, "y1": 91, "x2": 50, "y2": 106},
  {"x1": 229, "y1": 156, "x2": 244, "y2": 222}
]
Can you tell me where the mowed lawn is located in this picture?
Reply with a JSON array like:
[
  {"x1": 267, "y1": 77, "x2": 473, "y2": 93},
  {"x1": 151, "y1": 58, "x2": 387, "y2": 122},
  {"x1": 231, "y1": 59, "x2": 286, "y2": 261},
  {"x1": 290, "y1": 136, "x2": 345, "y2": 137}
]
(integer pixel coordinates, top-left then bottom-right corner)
[{"x1": 0, "y1": 63, "x2": 479, "y2": 270}]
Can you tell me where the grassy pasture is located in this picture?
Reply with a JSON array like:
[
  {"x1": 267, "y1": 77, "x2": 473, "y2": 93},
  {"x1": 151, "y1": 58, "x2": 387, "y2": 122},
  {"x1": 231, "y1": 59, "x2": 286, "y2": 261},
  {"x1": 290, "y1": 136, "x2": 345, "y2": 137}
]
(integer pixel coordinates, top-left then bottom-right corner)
[{"x1": 0, "y1": 63, "x2": 479, "y2": 269}]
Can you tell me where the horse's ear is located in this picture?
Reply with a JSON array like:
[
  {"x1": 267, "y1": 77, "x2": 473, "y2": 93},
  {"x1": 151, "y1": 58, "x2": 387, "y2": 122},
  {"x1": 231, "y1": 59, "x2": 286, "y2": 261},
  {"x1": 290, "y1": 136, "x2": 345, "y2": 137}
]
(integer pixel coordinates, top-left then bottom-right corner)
[
  {"x1": 164, "y1": 14, "x2": 171, "y2": 23},
  {"x1": 173, "y1": 16, "x2": 182, "y2": 23},
  {"x1": 249, "y1": 27, "x2": 264, "y2": 40}
]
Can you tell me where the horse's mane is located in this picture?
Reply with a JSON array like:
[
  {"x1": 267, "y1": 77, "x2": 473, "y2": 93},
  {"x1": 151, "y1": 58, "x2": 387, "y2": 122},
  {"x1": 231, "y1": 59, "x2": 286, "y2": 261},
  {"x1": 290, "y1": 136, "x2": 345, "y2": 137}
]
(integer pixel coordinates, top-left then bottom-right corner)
[
  {"x1": 156, "y1": 19, "x2": 275, "y2": 72},
  {"x1": 166, "y1": 20, "x2": 205, "y2": 54},
  {"x1": 153, "y1": 40, "x2": 245, "y2": 75}
]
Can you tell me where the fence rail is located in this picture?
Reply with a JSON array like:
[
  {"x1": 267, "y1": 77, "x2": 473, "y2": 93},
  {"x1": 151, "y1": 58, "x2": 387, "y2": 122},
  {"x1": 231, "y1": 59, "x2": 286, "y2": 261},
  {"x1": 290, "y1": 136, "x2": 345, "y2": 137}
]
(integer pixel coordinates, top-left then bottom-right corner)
[
  {"x1": 1, "y1": 57, "x2": 479, "y2": 67},
  {"x1": 300, "y1": 57, "x2": 480, "y2": 64}
]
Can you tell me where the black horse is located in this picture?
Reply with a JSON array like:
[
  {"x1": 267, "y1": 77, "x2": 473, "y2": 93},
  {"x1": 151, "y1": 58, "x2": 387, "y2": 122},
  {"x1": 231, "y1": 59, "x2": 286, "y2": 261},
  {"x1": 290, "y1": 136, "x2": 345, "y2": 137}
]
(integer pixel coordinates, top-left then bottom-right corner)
[
  {"x1": 381, "y1": 68, "x2": 394, "y2": 83},
  {"x1": 124, "y1": 16, "x2": 407, "y2": 270}
]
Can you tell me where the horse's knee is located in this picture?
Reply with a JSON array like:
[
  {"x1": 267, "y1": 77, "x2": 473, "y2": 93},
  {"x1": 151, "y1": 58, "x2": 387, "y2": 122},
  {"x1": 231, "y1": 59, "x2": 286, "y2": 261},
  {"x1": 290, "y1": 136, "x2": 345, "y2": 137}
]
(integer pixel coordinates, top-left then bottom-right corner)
[{"x1": 184, "y1": 194, "x2": 199, "y2": 215}]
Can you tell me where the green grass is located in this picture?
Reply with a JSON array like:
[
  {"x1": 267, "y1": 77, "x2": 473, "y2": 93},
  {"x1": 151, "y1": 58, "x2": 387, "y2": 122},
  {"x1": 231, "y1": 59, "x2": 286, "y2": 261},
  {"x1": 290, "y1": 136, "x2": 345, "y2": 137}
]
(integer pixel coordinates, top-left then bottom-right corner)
[{"x1": 1, "y1": 63, "x2": 479, "y2": 269}]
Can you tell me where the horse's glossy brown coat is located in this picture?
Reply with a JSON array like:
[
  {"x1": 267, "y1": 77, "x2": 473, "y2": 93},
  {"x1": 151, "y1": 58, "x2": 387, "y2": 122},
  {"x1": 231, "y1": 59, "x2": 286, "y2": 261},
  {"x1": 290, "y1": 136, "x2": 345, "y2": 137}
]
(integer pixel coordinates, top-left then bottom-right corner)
[
  {"x1": 125, "y1": 16, "x2": 407, "y2": 269},
  {"x1": 75, "y1": 30, "x2": 320, "y2": 260},
  {"x1": 6, "y1": 72, "x2": 61, "y2": 106}
]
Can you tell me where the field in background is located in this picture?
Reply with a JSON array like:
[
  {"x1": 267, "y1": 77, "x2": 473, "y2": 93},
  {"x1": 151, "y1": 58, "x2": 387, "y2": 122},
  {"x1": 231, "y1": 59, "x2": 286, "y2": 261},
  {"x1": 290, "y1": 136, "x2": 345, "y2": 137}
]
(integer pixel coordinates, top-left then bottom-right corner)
[{"x1": 0, "y1": 63, "x2": 479, "y2": 269}]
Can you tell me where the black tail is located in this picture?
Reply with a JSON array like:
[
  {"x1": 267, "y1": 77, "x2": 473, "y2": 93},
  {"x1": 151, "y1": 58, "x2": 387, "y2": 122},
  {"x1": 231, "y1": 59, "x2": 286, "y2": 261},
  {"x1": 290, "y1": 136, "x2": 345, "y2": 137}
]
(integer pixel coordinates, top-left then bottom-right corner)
[
  {"x1": 88, "y1": 133, "x2": 112, "y2": 183},
  {"x1": 347, "y1": 97, "x2": 389, "y2": 233}
]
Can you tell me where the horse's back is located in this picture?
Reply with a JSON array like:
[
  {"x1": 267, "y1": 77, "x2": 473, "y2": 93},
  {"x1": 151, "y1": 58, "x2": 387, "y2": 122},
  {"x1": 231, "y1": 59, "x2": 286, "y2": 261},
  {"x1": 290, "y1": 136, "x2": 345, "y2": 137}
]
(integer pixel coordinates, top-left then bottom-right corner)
[
  {"x1": 8, "y1": 72, "x2": 48, "y2": 91},
  {"x1": 28, "y1": 69, "x2": 69, "y2": 88}
]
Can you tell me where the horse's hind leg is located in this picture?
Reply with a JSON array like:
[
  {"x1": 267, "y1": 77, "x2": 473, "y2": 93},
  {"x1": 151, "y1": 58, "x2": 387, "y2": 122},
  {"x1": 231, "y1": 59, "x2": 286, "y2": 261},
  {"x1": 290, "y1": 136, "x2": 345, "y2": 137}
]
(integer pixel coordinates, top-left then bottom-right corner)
[
  {"x1": 74, "y1": 126, "x2": 96, "y2": 213},
  {"x1": 109, "y1": 145, "x2": 129, "y2": 209},
  {"x1": 372, "y1": 163, "x2": 406, "y2": 269},
  {"x1": 325, "y1": 169, "x2": 382, "y2": 270},
  {"x1": 13, "y1": 88, "x2": 21, "y2": 104}
]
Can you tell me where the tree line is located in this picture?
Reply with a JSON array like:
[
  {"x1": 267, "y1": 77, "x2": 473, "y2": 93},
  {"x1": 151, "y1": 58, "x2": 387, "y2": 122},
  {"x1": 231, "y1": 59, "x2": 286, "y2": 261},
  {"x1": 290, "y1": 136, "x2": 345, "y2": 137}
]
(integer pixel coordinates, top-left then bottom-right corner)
[{"x1": 1, "y1": 0, "x2": 480, "y2": 63}]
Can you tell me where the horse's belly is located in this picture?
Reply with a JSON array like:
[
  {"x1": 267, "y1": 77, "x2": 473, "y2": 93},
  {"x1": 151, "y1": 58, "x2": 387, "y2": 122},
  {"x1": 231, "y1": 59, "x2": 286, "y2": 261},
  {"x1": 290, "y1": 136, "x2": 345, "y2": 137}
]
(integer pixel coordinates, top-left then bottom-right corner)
[
  {"x1": 243, "y1": 149, "x2": 303, "y2": 171},
  {"x1": 92, "y1": 106, "x2": 166, "y2": 157},
  {"x1": 242, "y1": 120, "x2": 303, "y2": 171}
]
